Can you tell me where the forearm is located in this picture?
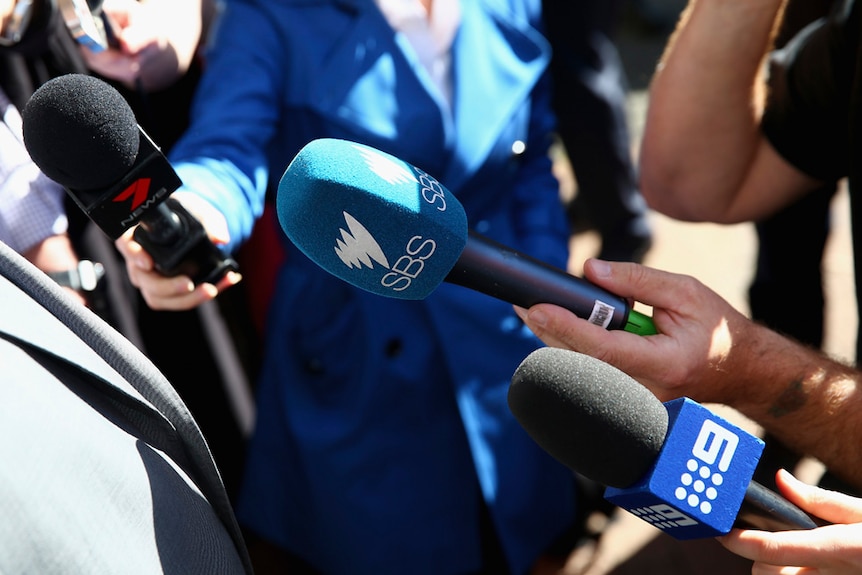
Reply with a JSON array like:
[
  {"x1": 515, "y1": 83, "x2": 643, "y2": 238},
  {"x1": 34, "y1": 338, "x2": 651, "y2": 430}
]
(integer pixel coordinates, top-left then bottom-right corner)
[
  {"x1": 728, "y1": 322, "x2": 862, "y2": 490},
  {"x1": 22, "y1": 232, "x2": 79, "y2": 271},
  {"x1": 639, "y1": 0, "x2": 787, "y2": 222}
]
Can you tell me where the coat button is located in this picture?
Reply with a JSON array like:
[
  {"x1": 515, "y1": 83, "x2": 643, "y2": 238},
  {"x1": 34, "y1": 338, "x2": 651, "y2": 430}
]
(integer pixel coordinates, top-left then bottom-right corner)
[
  {"x1": 385, "y1": 338, "x2": 403, "y2": 358},
  {"x1": 304, "y1": 357, "x2": 325, "y2": 375}
]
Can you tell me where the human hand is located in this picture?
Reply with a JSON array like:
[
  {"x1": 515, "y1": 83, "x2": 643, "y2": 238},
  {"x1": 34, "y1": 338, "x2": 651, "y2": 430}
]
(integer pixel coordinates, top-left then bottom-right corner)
[
  {"x1": 718, "y1": 469, "x2": 862, "y2": 574},
  {"x1": 114, "y1": 192, "x2": 241, "y2": 310},
  {"x1": 513, "y1": 258, "x2": 756, "y2": 403}
]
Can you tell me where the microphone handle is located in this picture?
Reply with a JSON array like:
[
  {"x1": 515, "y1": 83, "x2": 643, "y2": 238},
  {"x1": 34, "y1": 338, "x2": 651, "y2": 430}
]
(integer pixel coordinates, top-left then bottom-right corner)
[
  {"x1": 735, "y1": 480, "x2": 826, "y2": 531},
  {"x1": 134, "y1": 197, "x2": 239, "y2": 285},
  {"x1": 445, "y1": 231, "x2": 657, "y2": 335}
]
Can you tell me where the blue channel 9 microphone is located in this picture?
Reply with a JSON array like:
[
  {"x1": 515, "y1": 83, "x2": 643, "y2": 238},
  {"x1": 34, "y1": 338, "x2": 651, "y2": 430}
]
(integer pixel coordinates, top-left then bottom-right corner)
[
  {"x1": 277, "y1": 138, "x2": 657, "y2": 336},
  {"x1": 508, "y1": 347, "x2": 824, "y2": 538},
  {"x1": 22, "y1": 74, "x2": 238, "y2": 286}
]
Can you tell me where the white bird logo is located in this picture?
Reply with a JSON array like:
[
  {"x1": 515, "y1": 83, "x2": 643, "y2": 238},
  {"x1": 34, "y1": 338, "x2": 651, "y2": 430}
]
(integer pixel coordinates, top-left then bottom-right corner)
[
  {"x1": 334, "y1": 212, "x2": 390, "y2": 270},
  {"x1": 353, "y1": 144, "x2": 417, "y2": 185}
]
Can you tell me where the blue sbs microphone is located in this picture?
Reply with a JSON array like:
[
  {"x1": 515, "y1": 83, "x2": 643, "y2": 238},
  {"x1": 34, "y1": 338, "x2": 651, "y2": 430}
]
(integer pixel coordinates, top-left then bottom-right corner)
[
  {"x1": 508, "y1": 347, "x2": 825, "y2": 539},
  {"x1": 277, "y1": 138, "x2": 657, "y2": 336}
]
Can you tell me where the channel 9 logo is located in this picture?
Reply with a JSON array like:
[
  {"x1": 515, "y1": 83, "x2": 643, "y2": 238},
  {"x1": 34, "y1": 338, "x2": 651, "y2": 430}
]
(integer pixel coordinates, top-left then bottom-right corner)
[
  {"x1": 605, "y1": 398, "x2": 764, "y2": 539},
  {"x1": 675, "y1": 419, "x2": 740, "y2": 515}
]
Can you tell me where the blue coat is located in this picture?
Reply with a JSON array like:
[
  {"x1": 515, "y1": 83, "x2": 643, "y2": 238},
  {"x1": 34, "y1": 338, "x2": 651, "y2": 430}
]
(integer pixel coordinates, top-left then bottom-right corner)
[{"x1": 170, "y1": 0, "x2": 575, "y2": 573}]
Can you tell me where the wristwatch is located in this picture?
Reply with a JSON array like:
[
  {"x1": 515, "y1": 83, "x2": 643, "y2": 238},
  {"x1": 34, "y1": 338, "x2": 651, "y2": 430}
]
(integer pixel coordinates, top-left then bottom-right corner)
[
  {"x1": 47, "y1": 260, "x2": 106, "y2": 293},
  {"x1": 0, "y1": 0, "x2": 34, "y2": 46}
]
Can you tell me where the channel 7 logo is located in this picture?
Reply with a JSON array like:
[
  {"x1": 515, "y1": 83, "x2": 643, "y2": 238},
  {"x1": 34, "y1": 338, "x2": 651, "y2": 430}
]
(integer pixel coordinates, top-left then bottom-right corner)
[{"x1": 605, "y1": 398, "x2": 764, "y2": 538}]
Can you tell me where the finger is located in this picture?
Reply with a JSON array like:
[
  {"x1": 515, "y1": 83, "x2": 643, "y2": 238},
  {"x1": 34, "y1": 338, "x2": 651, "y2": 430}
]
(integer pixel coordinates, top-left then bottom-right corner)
[
  {"x1": 751, "y1": 566, "x2": 811, "y2": 575},
  {"x1": 776, "y1": 469, "x2": 862, "y2": 524},
  {"x1": 137, "y1": 276, "x2": 219, "y2": 311},
  {"x1": 582, "y1": 258, "x2": 710, "y2": 316},
  {"x1": 115, "y1": 231, "x2": 153, "y2": 272},
  {"x1": 719, "y1": 522, "x2": 860, "y2": 569},
  {"x1": 213, "y1": 271, "x2": 243, "y2": 293},
  {"x1": 751, "y1": 565, "x2": 809, "y2": 575},
  {"x1": 514, "y1": 303, "x2": 617, "y2": 354},
  {"x1": 513, "y1": 302, "x2": 669, "y2": 382}
]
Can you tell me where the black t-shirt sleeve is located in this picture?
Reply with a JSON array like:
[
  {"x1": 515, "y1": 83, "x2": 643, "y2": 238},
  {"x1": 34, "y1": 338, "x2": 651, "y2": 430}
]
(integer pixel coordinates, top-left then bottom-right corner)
[{"x1": 761, "y1": 5, "x2": 856, "y2": 182}]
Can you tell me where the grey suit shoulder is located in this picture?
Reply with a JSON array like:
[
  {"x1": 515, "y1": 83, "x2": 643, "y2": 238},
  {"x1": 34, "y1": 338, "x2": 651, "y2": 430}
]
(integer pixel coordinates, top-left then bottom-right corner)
[{"x1": 0, "y1": 241, "x2": 252, "y2": 574}]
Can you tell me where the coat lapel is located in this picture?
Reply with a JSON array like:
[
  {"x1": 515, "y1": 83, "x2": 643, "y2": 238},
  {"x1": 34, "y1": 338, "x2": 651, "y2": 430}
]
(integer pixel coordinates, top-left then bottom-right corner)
[
  {"x1": 445, "y1": 0, "x2": 550, "y2": 189},
  {"x1": 306, "y1": 1, "x2": 450, "y2": 163},
  {"x1": 298, "y1": 0, "x2": 549, "y2": 190}
]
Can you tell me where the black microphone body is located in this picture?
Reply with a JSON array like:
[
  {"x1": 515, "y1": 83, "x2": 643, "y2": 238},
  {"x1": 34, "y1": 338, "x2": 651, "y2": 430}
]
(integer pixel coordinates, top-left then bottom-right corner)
[
  {"x1": 739, "y1": 480, "x2": 822, "y2": 532},
  {"x1": 448, "y1": 231, "x2": 650, "y2": 333},
  {"x1": 276, "y1": 139, "x2": 658, "y2": 336},
  {"x1": 69, "y1": 127, "x2": 238, "y2": 285},
  {"x1": 509, "y1": 347, "x2": 825, "y2": 539},
  {"x1": 22, "y1": 74, "x2": 238, "y2": 286}
]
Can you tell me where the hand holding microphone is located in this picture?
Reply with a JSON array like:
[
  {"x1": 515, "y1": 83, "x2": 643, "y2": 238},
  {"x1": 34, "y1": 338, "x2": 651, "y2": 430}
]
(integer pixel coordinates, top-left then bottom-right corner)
[
  {"x1": 508, "y1": 347, "x2": 826, "y2": 537},
  {"x1": 276, "y1": 138, "x2": 657, "y2": 335},
  {"x1": 21, "y1": 74, "x2": 240, "y2": 308},
  {"x1": 514, "y1": 258, "x2": 760, "y2": 404},
  {"x1": 115, "y1": 190, "x2": 237, "y2": 310},
  {"x1": 718, "y1": 469, "x2": 862, "y2": 573},
  {"x1": 508, "y1": 348, "x2": 862, "y2": 573}
]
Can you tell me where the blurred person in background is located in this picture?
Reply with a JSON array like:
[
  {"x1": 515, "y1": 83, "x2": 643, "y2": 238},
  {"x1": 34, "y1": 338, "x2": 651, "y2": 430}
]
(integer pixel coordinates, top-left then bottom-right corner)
[
  {"x1": 0, "y1": 81, "x2": 88, "y2": 305},
  {"x1": 544, "y1": 0, "x2": 653, "y2": 264}
]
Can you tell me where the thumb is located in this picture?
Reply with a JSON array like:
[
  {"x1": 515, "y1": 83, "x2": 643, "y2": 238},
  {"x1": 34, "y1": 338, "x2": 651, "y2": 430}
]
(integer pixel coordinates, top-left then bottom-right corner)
[
  {"x1": 171, "y1": 192, "x2": 231, "y2": 246},
  {"x1": 776, "y1": 469, "x2": 862, "y2": 524}
]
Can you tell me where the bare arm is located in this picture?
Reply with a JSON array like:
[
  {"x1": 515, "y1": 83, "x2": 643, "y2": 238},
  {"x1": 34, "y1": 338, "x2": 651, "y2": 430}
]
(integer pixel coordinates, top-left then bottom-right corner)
[
  {"x1": 639, "y1": 0, "x2": 820, "y2": 223},
  {"x1": 515, "y1": 259, "x2": 862, "y2": 490}
]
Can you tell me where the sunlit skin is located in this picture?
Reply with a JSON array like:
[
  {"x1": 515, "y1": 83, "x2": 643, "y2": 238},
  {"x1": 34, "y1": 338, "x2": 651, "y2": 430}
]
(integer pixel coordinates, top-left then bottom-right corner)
[{"x1": 541, "y1": 0, "x2": 862, "y2": 569}]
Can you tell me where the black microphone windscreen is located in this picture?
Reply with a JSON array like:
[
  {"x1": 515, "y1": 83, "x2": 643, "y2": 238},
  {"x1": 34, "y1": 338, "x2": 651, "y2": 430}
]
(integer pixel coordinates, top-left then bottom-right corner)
[
  {"x1": 22, "y1": 74, "x2": 139, "y2": 191},
  {"x1": 509, "y1": 347, "x2": 668, "y2": 488}
]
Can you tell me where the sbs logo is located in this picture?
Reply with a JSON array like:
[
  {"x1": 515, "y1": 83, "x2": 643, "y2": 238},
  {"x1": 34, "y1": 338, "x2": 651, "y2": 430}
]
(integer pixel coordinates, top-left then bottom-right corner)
[
  {"x1": 333, "y1": 211, "x2": 436, "y2": 293},
  {"x1": 333, "y1": 145, "x2": 448, "y2": 292},
  {"x1": 334, "y1": 212, "x2": 390, "y2": 270}
]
